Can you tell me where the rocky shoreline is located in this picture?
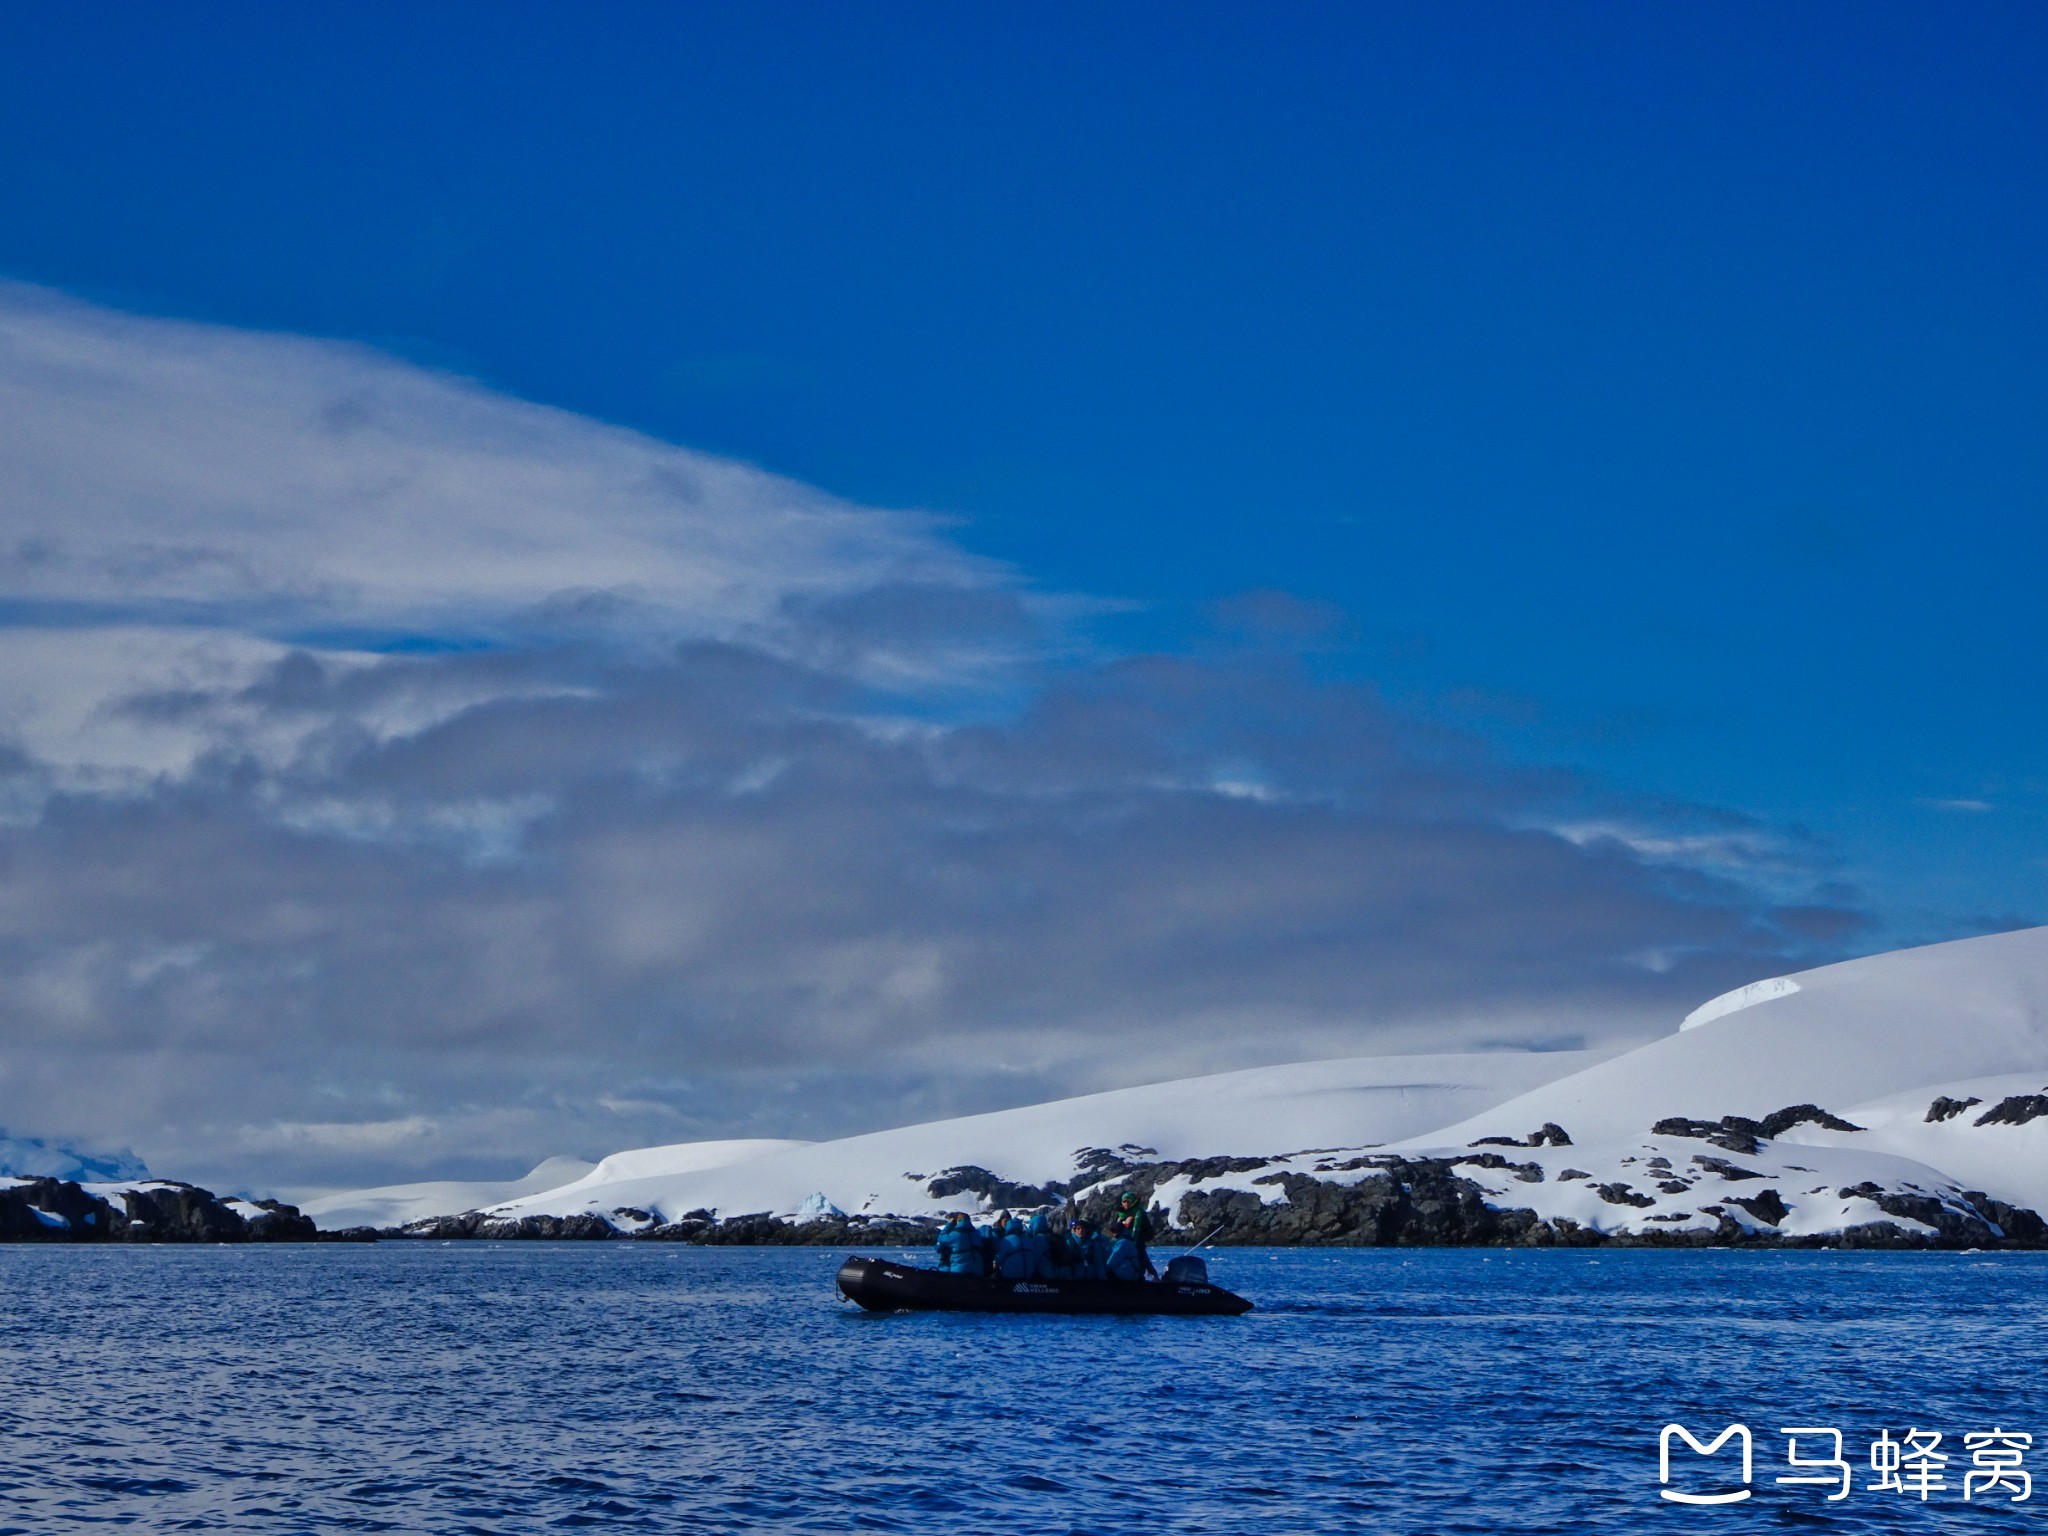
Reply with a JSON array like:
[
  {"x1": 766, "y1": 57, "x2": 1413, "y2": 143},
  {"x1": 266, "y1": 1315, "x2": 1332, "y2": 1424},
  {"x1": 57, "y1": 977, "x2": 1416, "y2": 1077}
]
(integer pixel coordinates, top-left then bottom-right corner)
[
  {"x1": 0, "y1": 1176, "x2": 346, "y2": 1243},
  {"x1": 384, "y1": 1143, "x2": 2048, "y2": 1252},
  {"x1": 14, "y1": 1096, "x2": 2048, "y2": 1250}
]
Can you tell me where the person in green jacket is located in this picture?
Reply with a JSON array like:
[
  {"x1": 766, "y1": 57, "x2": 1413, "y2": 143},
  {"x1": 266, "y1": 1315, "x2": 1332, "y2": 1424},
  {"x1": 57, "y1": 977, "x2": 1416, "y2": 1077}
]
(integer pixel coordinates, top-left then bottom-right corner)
[{"x1": 1114, "y1": 1190, "x2": 1159, "y2": 1278}]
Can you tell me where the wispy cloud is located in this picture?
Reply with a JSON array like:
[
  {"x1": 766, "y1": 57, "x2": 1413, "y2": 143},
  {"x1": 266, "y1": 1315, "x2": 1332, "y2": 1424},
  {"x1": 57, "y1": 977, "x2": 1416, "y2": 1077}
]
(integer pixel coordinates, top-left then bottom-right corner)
[{"x1": 0, "y1": 281, "x2": 993, "y2": 641}]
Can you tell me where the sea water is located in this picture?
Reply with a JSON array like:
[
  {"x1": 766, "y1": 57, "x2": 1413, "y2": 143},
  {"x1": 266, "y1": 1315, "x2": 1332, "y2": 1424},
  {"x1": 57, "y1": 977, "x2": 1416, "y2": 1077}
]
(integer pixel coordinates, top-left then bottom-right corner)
[{"x1": 2, "y1": 1243, "x2": 2044, "y2": 1532}]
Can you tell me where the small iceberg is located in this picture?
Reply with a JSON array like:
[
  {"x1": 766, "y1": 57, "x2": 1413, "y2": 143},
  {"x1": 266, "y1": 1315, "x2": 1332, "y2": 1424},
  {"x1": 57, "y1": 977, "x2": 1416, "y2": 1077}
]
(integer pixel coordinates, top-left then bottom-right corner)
[{"x1": 795, "y1": 1191, "x2": 846, "y2": 1220}]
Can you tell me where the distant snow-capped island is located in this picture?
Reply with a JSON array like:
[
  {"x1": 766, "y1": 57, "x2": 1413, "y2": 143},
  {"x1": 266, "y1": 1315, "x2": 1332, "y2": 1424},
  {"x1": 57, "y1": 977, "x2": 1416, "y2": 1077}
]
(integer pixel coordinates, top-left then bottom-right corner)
[{"x1": 283, "y1": 925, "x2": 2048, "y2": 1251}]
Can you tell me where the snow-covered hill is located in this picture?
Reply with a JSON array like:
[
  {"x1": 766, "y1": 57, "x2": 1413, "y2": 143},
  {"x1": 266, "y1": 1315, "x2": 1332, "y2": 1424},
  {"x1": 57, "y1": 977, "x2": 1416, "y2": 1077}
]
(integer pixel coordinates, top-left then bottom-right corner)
[
  {"x1": 300, "y1": 1145, "x2": 798, "y2": 1231},
  {"x1": 300, "y1": 1155, "x2": 602, "y2": 1231},
  {"x1": 481, "y1": 1048, "x2": 1603, "y2": 1229},
  {"x1": 309, "y1": 926, "x2": 2048, "y2": 1247},
  {"x1": 309, "y1": 1049, "x2": 1602, "y2": 1230},
  {"x1": 1425, "y1": 925, "x2": 2048, "y2": 1148}
]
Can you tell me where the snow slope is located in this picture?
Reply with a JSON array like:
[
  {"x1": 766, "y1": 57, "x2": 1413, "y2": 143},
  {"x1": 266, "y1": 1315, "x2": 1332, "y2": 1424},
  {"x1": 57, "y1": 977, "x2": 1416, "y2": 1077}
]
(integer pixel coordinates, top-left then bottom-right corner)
[
  {"x1": 1795, "y1": 1072, "x2": 2048, "y2": 1214},
  {"x1": 311, "y1": 1049, "x2": 1601, "y2": 1229},
  {"x1": 298, "y1": 1155, "x2": 607, "y2": 1231},
  {"x1": 1415, "y1": 926, "x2": 2048, "y2": 1151}
]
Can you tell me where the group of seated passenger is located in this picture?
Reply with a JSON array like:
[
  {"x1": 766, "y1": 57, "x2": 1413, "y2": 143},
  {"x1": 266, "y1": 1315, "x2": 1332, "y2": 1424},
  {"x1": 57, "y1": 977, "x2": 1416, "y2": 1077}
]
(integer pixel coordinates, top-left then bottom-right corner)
[{"x1": 933, "y1": 1193, "x2": 1160, "y2": 1283}]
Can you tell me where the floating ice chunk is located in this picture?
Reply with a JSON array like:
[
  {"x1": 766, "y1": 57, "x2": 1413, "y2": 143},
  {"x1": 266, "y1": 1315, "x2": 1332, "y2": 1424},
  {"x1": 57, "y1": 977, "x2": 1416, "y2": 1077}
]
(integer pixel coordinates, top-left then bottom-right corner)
[{"x1": 794, "y1": 1191, "x2": 845, "y2": 1220}]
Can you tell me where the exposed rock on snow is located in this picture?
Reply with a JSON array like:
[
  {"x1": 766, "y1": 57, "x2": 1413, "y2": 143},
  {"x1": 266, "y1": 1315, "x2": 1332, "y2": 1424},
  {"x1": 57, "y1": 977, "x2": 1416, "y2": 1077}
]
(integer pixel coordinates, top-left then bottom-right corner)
[{"x1": 1976, "y1": 1093, "x2": 2048, "y2": 1127}]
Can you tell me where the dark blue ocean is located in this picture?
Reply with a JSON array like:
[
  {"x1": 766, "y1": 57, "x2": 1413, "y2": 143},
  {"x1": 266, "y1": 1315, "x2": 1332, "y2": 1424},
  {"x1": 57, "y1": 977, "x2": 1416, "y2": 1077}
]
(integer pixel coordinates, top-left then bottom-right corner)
[{"x1": 3, "y1": 1243, "x2": 2045, "y2": 1533}]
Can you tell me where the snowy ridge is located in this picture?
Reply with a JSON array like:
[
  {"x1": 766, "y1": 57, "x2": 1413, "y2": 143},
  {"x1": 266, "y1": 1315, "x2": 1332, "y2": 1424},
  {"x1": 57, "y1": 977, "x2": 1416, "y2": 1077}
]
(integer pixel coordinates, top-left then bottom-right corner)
[
  {"x1": 310, "y1": 927, "x2": 2048, "y2": 1246},
  {"x1": 1680, "y1": 975, "x2": 1799, "y2": 1031}
]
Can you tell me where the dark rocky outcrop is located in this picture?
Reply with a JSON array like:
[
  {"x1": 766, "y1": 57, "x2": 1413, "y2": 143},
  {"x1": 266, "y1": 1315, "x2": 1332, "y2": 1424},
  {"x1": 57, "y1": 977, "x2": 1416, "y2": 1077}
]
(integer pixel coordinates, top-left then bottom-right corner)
[
  {"x1": 1971, "y1": 1194, "x2": 2048, "y2": 1244},
  {"x1": 0, "y1": 1177, "x2": 113, "y2": 1240},
  {"x1": 1927, "y1": 1095, "x2": 1982, "y2": 1123},
  {"x1": 1729, "y1": 1189, "x2": 1788, "y2": 1226},
  {"x1": 1653, "y1": 1117, "x2": 1763, "y2": 1155},
  {"x1": 393, "y1": 1207, "x2": 946, "y2": 1247},
  {"x1": 1652, "y1": 1105, "x2": 1862, "y2": 1156},
  {"x1": 1596, "y1": 1182, "x2": 1655, "y2": 1208},
  {"x1": 1160, "y1": 1161, "x2": 1543, "y2": 1247},
  {"x1": 1456, "y1": 1152, "x2": 1544, "y2": 1183},
  {"x1": 117, "y1": 1182, "x2": 257, "y2": 1242},
  {"x1": 238, "y1": 1198, "x2": 322, "y2": 1241},
  {"x1": 1975, "y1": 1094, "x2": 2048, "y2": 1128},
  {"x1": 1471, "y1": 1122, "x2": 1572, "y2": 1149},
  {"x1": 686, "y1": 1214, "x2": 940, "y2": 1247},
  {"x1": 923, "y1": 1166, "x2": 1068, "y2": 1210},
  {"x1": 1691, "y1": 1155, "x2": 1766, "y2": 1181},
  {"x1": 0, "y1": 1177, "x2": 324, "y2": 1243},
  {"x1": 1754, "y1": 1104, "x2": 1863, "y2": 1136},
  {"x1": 1869, "y1": 1191, "x2": 1998, "y2": 1244},
  {"x1": 397, "y1": 1210, "x2": 616, "y2": 1240}
]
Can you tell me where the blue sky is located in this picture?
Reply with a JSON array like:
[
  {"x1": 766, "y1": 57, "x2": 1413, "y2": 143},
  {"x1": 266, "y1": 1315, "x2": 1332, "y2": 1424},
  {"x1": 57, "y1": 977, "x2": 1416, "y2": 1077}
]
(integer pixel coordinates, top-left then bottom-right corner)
[
  {"x1": 0, "y1": 5, "x2": 2042, "y2": 1181},
  {"x1": 5, "y1": 4, "x2": 2044, "y2": 928}
]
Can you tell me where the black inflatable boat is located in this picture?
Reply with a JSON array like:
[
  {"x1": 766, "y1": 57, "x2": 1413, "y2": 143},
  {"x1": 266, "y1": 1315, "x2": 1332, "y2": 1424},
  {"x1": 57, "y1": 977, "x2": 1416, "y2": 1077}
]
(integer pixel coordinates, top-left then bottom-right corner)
[{"x1": 835, "y1": 1254, "x2": 1254, "y2": 1316}]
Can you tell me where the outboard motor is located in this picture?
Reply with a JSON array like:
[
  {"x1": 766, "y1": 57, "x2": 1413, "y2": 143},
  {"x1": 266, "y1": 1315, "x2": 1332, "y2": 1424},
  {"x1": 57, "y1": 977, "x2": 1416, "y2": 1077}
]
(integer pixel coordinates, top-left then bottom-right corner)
[{"x1": 1162, "y1": 1254, "x2": 1209, "y2": 1285}]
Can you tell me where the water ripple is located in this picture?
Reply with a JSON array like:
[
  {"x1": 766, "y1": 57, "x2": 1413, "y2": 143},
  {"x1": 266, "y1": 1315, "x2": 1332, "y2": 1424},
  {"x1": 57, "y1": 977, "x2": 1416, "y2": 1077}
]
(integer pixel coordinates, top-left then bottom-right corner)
[{"x1": 5, "y1": 1245, "x2": 2048, "y2": 1531}]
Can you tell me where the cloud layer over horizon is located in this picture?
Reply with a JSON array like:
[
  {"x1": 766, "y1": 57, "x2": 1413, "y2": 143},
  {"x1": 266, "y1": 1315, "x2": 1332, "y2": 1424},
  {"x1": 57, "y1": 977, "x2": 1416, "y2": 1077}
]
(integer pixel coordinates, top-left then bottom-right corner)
[{"x1": 0, "y1": 285, "x2": 1868, "y2": 1193}]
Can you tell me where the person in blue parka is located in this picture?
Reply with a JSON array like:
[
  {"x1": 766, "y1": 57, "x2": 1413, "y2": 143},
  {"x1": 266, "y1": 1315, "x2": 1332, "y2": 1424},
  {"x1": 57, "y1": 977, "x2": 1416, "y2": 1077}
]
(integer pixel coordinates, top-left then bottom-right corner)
[
  {"x1": 1070, "y1": 1217, "x2": 1109, "y2": 1280},
  {"x1": 1021, "y1": 1212, "x2": 1056, "y2": 1280},
  {"x1": 1045, "y1": 1216, "x2": 1076, "y2": 1278},
  {"x1": 975, "y1": 1215, "x2": 1004, "y2": 1276},
  {"x1": 993, "y1": 1217, "x2": 1035, "y2": 1280},
  {"x1": 1105, "y1": 1220, "x2": 1146, "y2": 1282},
  {"x1": 934, "y1": 1213, "x2": 979, "y2": 1274}
]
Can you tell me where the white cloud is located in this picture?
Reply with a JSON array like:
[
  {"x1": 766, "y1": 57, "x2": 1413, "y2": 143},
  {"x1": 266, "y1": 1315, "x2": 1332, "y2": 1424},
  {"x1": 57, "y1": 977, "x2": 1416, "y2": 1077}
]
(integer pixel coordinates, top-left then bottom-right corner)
[
  {"x1": 0, "y1": 282, "x2": 1022, "y2": 790},
  {"x1": 241, "y1": 1116, "x2": 440, "y2": 1153},
  {"x1": 0, "y1": 282, "x2": 994, "y2": 640}
]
